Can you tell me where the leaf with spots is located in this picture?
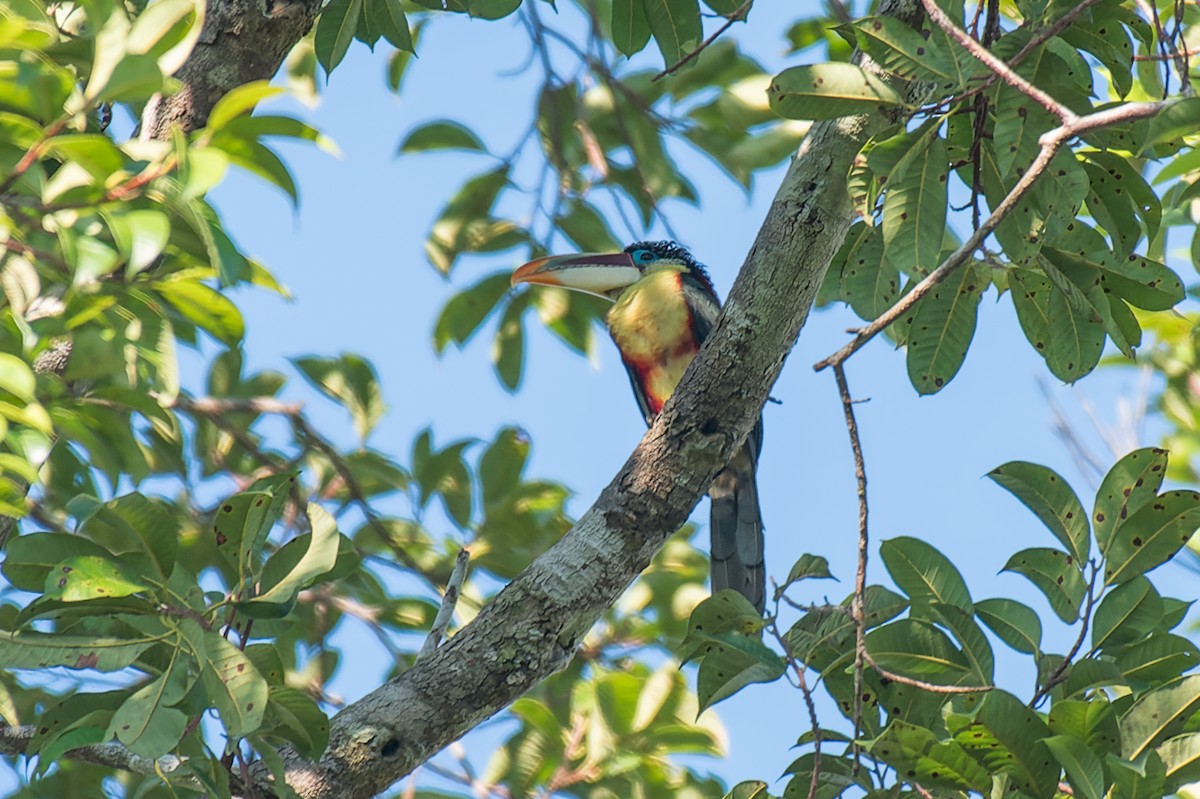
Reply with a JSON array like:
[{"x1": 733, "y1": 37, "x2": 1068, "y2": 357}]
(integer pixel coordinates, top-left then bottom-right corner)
[
  {"x1": 1082, "y1": 160, "x2": 1143, "y2": 258},
  {"x1": 681, "y1": 590, "x2": 763, "y2": 662},
  {"x1": 848, "y1": 16, "x2": 958, "y2": 83},
  {"x1": 975, "y1": 597, "x2": 1042, "y2": 655},
  {"x1": 212, "y1": 472, "x2": 297, "y2": 584},
  {"x1": 0, "y1": 633, "x2": 155, "y2": 671},
  {"x1": 869, "y1": 720, "x2": 991, "y2": 793},
  {"x1": 1083, "y1": 151, "x2": 1161, "y2": 244},
  {"x1": 930, "y1": 602, "x2": 994, "y2": 685},
  {"x1": 1002, "y1": 547, "x2": 1086, "y2": 624},
  {"x1": 953, "y1": 690, "x2": 1058, "y2": 799},
  {"x1": 1042, "y1": 248, "x2": 1136, "y2": 359},
  {"x1": 1103, "y1": 490, "x2": 1200, "y2": 586},
  {"x1": 840, "y1": 224, "x2": 898, "y2": 322},
  {"x1": 989, "y1": 461, "x2": 1090, "y2": 563},
  {"x1": 196, "y1": 629, "x2": 268, "y2": 739},
  {"x1": 882, "y1": 132, "x2": 948, "y2": 277},
  {"x1": 1060, "y1": 10, "x2": 1134, "y2": 97},
  {"x1": 105, "y1": 655, "x2": 189, "y2": 758},
  {"x1": 42, "y1": 555, "x2": 151, "y2": 602},
  {"x1": 1098, "y1": 255, "x2": 1185, "y2": 313},
  {"x1": 1094, "y1": 448, "x2": 1169, "y2": 558},
  {"x1": 694, "y1": 632, "x2": 785, "y2": 711},
  {"x1": 1, "y1": 532, "x2": 121, "y2": 592},
  {"x1": 1009, "y1": 268, "x2": 1054, "y2": 363},
  {"x1": 1048, "y1": 699, "x2": 1122, "y2": 758},
  {"x1": 1044, "y1": 277, "x2": 1106, "y2": 382},
  {"x1": 904, "y1": 260, "x2": 983, "y2": 395},
  {"x1": 1091, "y1": 576, "x2": 1163, "y2": 652},
  {"x1": 1044, "y1": 734, "x2": 1105, "y2": 799},
  {"x1": 1119, "y1": 674, "x2": 1200, "y2": 759},
  {"x1": 879, "y1": 536, "x2": 972, "y2": 614},
  {"x1": 768, "y1": 63, "x2": 906, "y2": 121}
]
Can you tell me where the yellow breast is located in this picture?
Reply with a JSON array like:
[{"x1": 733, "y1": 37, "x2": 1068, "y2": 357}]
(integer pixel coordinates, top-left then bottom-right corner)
[{"x1": 606, "y1": 268, "x2": 698, "y2": 412}]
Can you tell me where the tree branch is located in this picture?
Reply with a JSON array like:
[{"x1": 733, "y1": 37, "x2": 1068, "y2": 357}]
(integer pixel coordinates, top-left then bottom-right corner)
[
  {"x1": 257, "y1": 2, "x2": 932, "y2": 796},
  {"x1": 814, "y1": 99, "x2": 1168, "y2": 373},
  {"x1": 0, "y1": 725, "x2": 186, "y2": 777}
]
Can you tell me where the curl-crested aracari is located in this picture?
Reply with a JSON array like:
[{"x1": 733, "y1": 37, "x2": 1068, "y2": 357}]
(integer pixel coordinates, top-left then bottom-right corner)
[{"x1": 512, "y1": 241, "x2": 765, "y2": 612}]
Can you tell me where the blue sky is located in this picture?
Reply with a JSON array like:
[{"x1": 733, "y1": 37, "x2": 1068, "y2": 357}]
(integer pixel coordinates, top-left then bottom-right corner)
[{"x1": 6, "y1": 2, "x2": 1198, "y2": 795}]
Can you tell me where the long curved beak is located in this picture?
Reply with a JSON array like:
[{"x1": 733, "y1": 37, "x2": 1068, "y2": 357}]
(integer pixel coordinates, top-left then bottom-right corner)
[{"x1": 511, "y1": 252, "x2": 641, "y2": 299}]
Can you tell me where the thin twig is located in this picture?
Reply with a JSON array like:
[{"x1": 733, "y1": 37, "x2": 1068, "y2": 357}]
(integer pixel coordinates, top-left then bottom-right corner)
[
  {"x1": 814, "y1": 99, "x2": 1167, "y2": 373},
  {"x1": 863, "y1": 651, "x2": 994, "y2": 694},
  {"x1": 652, "y1": 0, "x2": 752, "y2": 82},
  {"x1": 1030, "y1": 563, "x2": 1099, "y2": 706},
  {"x1": 920, "y1": 0, "x2": 1075, "y2": 122},
  {"x1": 767, "y1": 620, "x2": 822, "y2": 799},
  {"x1": 832, "y1": 364, "x2": 869, "y2": 772},
  {"x1": 418, "y1": 548, "x2": 470, "y2": 659}
]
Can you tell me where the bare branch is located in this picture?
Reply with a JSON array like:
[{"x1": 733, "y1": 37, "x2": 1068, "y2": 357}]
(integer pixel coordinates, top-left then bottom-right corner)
[
  {"x1": 652, "y1": 0, "x2": 753, "y2": 82},
  {"x1": 419, "y1": 549, "x2": 471, "y2": 659},
  {"x1": 815, "y1": 99, "x2": 1167, "y2": 373},
  {"x1": 832, "y1": 364, "x2": 869, "y2": 772},
  {"x1": 862, "y1": 652, "x2": 994, "y2": 694}
]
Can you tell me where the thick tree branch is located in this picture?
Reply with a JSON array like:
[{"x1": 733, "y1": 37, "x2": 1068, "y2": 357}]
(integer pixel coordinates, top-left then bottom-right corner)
[
  {"x1": 0, "y1": 725, "x2": 185, "y2": 776},
  {"x1": 142, "y1": 0, "x2": 321, "y2": 138},
  {"x1": 258, "y1": 2, "x2": 930, "y2": 797}
]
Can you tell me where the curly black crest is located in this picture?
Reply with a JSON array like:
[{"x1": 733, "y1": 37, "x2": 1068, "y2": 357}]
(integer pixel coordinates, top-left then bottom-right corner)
[{"x1": 624, "y1": 240, "x2": 717, "y2": 299}]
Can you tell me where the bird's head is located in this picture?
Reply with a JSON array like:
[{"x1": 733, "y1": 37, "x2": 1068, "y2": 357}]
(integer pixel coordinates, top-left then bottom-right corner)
[{"x1": 511, "y1": 240, "x2": 715, "y2": 300}]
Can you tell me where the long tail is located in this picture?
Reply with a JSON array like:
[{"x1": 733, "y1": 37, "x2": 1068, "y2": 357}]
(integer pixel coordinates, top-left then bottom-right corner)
[{"x1": 708, "y1": 436, "x2": 764, "y2": 613}]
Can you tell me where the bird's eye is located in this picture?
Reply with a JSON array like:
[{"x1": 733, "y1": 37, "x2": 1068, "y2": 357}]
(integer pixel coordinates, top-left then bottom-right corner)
[{"x1": 636, "y1": 250, "x2": 653, "y2": 263}]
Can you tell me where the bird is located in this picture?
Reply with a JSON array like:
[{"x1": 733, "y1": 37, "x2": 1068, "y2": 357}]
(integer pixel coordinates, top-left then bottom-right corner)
[{"x1": 511, "y1": 240, "x2": 765, "y2": 612}]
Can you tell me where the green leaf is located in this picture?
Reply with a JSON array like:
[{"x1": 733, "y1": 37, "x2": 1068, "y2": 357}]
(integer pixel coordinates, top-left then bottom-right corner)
[
  {"x1": 81, "y1": 492, "x2": 180, "y2": 583},
  {"x1": 433, "y1": 271, "x2": 511, "y2": 353},
  {"x1": 265, "y1": 686, "x2": 330, "y2": 760},
  {"x1": 105, "y1": 208, "x2": 171, "y2": 277},
  {"x1": 558, "y1": 201, "x2": 621, "y2": 252},
  {"x1": 0, "y1": 353, "x2": 35, "y2": 403},
  {"x1": 865, "y1": 619, "x2": 975, "y2": 685},
  {"x1": 1092, "y1": 576, "x2": 1162, "y2": 653},
  {"x1": 1159, "y1": 733, "x2": 1200, "y2": 788},
  {"x1": 1109, "y1": 750, "x2": 1166, "y2": 799},
  {"x1": 989, "y1": 461, "x2": 1089, "y2": 563},
  {"x1": 106, "y1": 662, "x2": 189, "y2": 758},
  {"x1": 367, "y1": 0, "x2": 412, "y2": 51},
  {"x1": 1142, "y1": 97, "x2": 1200, "y2": 150},
  {"x1": 1048, "y1": 699, "x2": 1122, "y2": 757},
  {"x1": 315, "y1": 0, "x2": 364, "y2": 74},
  {"x1": 905, "y1": 260, "x2": 983, "y2": 395},
  {"x1": 695, "y1": 633, "x2": 785, "y2": 711},
  {"x1": 975, "y1": 597, "x2": 1042, "y2": 655},
  {"x1": 195, "y1": 629, "x2": 269, "y2": 738},
  {"x1": 878, "y1": 536, "x2": 972, "y2": 613},
  {"x1": 479, "y1": 426, "x2": 529, "y2": 509},
  {"x1": 2, "y1": 533, "x2": 118, "y2": 591},
  {"x1": 612, "y1": 0, "x2": 651, "y2": 57},
  {"x1": 1119, "y1": 674, "x2": 1200, "y2": 758},
  {"x1": 682, "y1": 589, "x2": 764, "y2": 661},
  {"x1": 641, "y1": 0, "x2": 701, "y2": 68},
  {"x1": 1001, "y1": 547, "x2": 1086, "y2": 624},
  {"x1": 1094, "y1": 448, "x2": 1169, "y2": 557},
  {"x1": 43, "y1": 555, "x2": 150, "y2": 602},
  {"x1": 243, "y1": 504, "x2": 340, "y2": 608},
  {"x1": 882, "y1": 132, "x2": 949, "y2": 277},
  {"x1": 838, "y1": 224, "x2": 897, "y2": 321},
  {"x1": 931, "y1": 602, "x2": 994, "y2": 685},
  {"x1": 156, "y1": 279, "x2": 244, "y2": 345},
  {"x1": 204, "y1": 82, "x2": 285, "y2": 132},
  {"x1": 1099, "y1": 255, "x2": 1185, "y2": 313},
  {"x1": 768, "y1": 63, "x2": 905, "y2": 120},
  {"x1": 870, "y1": 720, "x2": 990, "y2": 792},
  {"x1": 1009, "y1": 267, "x2": 1053, "y2": 359},
  {"x1": 1044, "y1": 735, "x2": 1105, "y2": 799},
  {"x1": 849, "y1": 16, "x2": 955, "y2": 82},
  {"x1": 493, "y1": 294, "x2": 524, "y2": 391},
  {"x1": 1115, "y1": 633, "x2": 1200, "y2": 684},
  {"x1": 399, "y1": 120, "x2": 485, "y2": 154},
  {"x1": 784, "y1": 553, "x2": 835, "y2": 585},
  {"x1": 954, "y1": 690, "x2": 1058, "y2": 799},
  {"x1": 1103, "y1": 490, "x2": 1200, "y2": 586},
  {"x1": 1045, "y1": 278, "x2": 1106, "y2": 382},
  {"x1": 0, "y1": 633, "x2": 155, "y2": 671},
  {"x1": 293, "y1": 354, "x2": 385, "y2": 441}
]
